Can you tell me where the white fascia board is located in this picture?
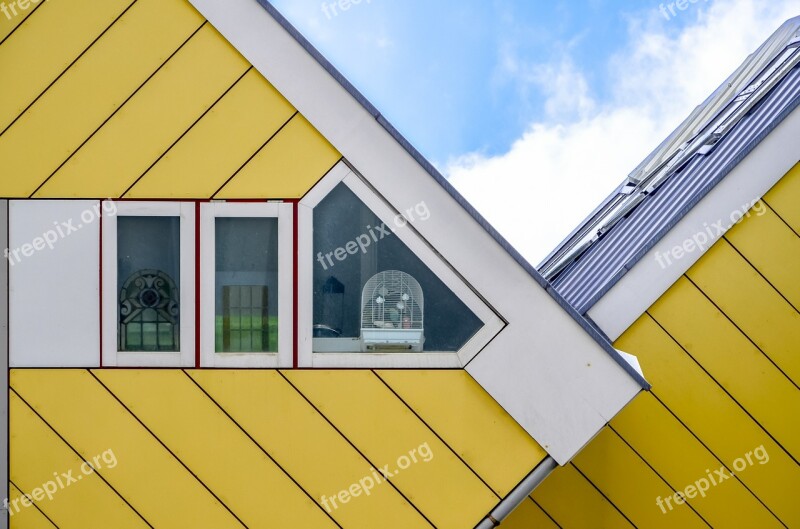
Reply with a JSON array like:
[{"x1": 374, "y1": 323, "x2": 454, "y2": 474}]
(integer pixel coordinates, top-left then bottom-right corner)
[
  {"x1": 589, "y1": 104, "x2": 800, "y2": 342},
  {"x1": 466, "y1": 301, "x2": 642, "y2": 464},
  {"x1": 189, "y1": 0, "x2": 645, "y2": 464}
]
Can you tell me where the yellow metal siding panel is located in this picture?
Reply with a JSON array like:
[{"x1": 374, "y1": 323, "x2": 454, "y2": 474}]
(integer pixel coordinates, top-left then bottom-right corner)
[
  {"x1": 189, "y1": 370, "x2": 431, "y2": 529},
  {"x1": 0, "y1": 1, "x2": 39, "y2": 44},
  {"x1": 764, "y1": 161, "x2": 800, "y2": 232},
  {"x1": 10, "y1": 370, "x2": 242, "y2": 528},
  {"x1": 93, "y1": 370, "x2": 337, "y2": 529},
  {"x1": 0, "y1": 0, "x2": 204, "y2": 197},
  {"x1": 35, "y1": 24, "x2": 250, "y2": 198},
  {"x1": 9, "y1": 392, "x2": 147, "y2": 529},
  {"x1": 649, "y1": 276, "x2": 800, "y2": 460},
  {"x1": 686, "y1": 240, "x2": 800, "y2": 383},
  {"x1": 283, "y1": 370, "x2": 498, "y2": 529},
  {"x1": 9, "y1": 483, "x2": 58, "y2": 529},
  {"x1": 215, "y1": 114, "x2": 341, "y2": 199},
  {"x1": 532, "y1": 463, "x2": 635, "y2": 529},
  {"x1": 500, "y1": 498, "x2": 560, "y2": 529},
  {"x1": 726, "y1": 205, "x2": 800, "y2": 309},
  {"x1": 126, "y1": 70, "x2": 296, "y2": 199},
  {"x1": 610, "y1": 392, "x2": 783, "y2": 528},
  {"x1": 0, "y1": 0, "x2": 134, "y2": 133},
  {"x1": 615, "y1": 315, "x2": 800, "y2": 524},
  {"x1": 572, "y1": 428, "x2": 710, "y2": 529},
  {"x1": 376, "y1": 370, "x2": 547, "y2": 497}
]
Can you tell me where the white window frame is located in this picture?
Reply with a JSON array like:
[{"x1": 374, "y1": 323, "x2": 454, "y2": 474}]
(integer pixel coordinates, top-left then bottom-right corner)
[
  {"x1": 102, "y1": 201, "x2": 195, "y2": 367},
  {"x1": 200, "y1": 202, "x2": 293, "y2": 368},
  {"x1": 298, "y1": 162, "x2": 505, "y2": 368}
]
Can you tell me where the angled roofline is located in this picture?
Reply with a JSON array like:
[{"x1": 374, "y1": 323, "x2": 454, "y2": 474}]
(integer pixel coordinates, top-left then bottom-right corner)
[
  {"x1": 540, "y1": 17, "x2": 800, "y2": 287},
  {"x1": 534, "y1": 16, "x2": 800, "y2": 341},
  {"x1": 252, "y1": 0, "x2": 648, "y2": 389}
]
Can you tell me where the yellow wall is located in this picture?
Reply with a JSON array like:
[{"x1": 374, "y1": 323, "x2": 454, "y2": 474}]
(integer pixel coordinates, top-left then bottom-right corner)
[
  {"x1": 9, "y1": 369, "x2": 546, "y2": 529},
  {"x1": 509, "y1": 161, "x2": 800, "y2": 528},
  {"x1": 1, "y1": 2, "x2": 554, "y2": 528},
  {"x1": 0, "y1": 0, "x2": 339, "y2": 199}
]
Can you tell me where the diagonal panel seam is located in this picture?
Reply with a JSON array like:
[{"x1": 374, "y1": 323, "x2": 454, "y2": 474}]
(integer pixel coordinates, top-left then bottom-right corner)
[
  {"x1": 120, "y1": 65, "x2": 254, "y2": 199},
  {"x1": 0, "y1": 0, "x2": 45, "y2": 47},
  {"x1": 644, "y1": 389, "x2": 789, "y2": 528},
  {"x1": 276, "y1": 370, "x2": 438, "y2": 529},
  {"x1": 181, "y1": 370, "x2": 344, "y2": 529},
  {"x1": 372, "y1": 370, "x2": 502, "y2": 499},
  {"x1": 682, "y1": 275, "x2": 800, "y2": 393},
  {"x1": 8, "y1": 481, "x2": 60, "y2": 528},
  {"x1": 722, "y1": 234, "x2": 800, "y2": 316},
  {"x1": 210, "y1": 111, "x2": 299, "y2": 199},
  {"x1": 567, "y1": 461, "x2": 639, "y2": 529},
  {"x1": 529, "y1": 497, "x2": 563, "y2": 529},
  {"x1": 605, "y1": 425, "x2": 713, "y2": 528},
  {"x1": 762, "y1": 199, "x2": 800, "y2": 239},
  {"x1": 0, "y1": 0, "x2": 139, "y2": 140},
  {"x1": 645, "y1": 311, "x2": 799, "y2": 467},
  {"x1": 85, "y1": 370, "x2": 247, "y2": 529},
  {"x1": 9, "y1": 385, "x2": 154, "y2": 528},
  {"x1": 28, "y1": 19, "x2": 208, "y2": 198}
]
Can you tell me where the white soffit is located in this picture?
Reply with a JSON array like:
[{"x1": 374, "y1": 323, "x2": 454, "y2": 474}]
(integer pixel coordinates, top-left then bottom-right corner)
[
  {"x1": 589, "y1": 103, "x2": 800, "y2": 341},
  {"x1": 188, "y1": 0, "x2": 645, "y2": 464}
]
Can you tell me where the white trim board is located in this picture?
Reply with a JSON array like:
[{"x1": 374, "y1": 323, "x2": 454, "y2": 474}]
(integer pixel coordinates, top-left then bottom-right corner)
[
  {"x1": 188, "y1": 0, "x2": 645, "y2": 464},
  {"x1": 589, "y1": 103, "x2": 800, "y2": 342},
  {"x1": 102, "y1": 201, "x2": 196, "y2": 367}
]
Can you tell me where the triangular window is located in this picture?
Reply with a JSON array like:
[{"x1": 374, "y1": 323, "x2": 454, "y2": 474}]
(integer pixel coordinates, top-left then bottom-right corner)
[{"x1": 299, "y1": 163, "x2": 504, "y2": 367}]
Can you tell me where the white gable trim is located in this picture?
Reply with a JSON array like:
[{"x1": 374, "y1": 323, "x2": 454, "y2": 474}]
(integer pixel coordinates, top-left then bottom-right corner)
[
  {"x1": 589, "y1": 103, "x2": 800, "y2": 341},
  {"x1": 187, "y1": 0, "x2": 644, "y2": 464}
]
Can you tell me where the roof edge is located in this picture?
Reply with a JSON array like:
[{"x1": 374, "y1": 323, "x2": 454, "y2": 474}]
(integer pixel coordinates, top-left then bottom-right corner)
[{"x1": 252, "y1": 0, "x2": 647, "y2": 388}]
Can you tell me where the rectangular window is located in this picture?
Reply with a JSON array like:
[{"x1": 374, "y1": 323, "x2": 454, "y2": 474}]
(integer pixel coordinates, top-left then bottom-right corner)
[
  {"x1": 102, "y1": 202, "x2": 195, "y2": 367},
  {"x1": 201, "y1": 203, "x2": 293, "y2": 367},
  {"x1": 214, "y1": 217, "x2": 279, "y2": 353}
]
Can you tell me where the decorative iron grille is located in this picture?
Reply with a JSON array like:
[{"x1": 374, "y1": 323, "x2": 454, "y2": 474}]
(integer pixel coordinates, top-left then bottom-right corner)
[{"x1": 119, "y1": 269, "x2": 179, "y2": 351}]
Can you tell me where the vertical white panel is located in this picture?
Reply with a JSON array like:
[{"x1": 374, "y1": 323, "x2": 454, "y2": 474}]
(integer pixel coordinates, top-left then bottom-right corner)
[{"x1": 9, "y1": 200, "x2": 100, "y2": 367}]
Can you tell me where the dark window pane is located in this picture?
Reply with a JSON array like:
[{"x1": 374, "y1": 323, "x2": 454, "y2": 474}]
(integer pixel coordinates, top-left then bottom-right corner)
[
  {"x1": 118, "y1": 216, "x2": 180, "y2": 352},
  {"x1": 313, "y1": 183, "x2": 483, "y2": 352},
  {"x1": 215, "y1": 218, "x2": 279, "y2": 352}
]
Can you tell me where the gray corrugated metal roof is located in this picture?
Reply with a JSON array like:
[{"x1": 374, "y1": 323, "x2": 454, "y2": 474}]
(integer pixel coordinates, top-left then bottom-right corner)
[
  {"x1": 542, "y1": 17, "x2": 800, "y2": 313},
  {"x1": 254, "y1": 0, "x2": 649, "y2": 388}
]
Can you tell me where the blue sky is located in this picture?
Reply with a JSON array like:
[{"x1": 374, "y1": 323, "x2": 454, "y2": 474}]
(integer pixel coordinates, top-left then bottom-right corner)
[
  {"x1": 270, "y1": 0, "x2": 666, "y2": 162},
  {"x1": 270, "y1": 0, "x2": 798, "y2": 262}
]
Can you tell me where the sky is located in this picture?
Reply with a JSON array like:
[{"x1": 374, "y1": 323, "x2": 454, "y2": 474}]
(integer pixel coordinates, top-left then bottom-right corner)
[{"x1": 270, "y1": 0, "x2": 799, "y2": 264}]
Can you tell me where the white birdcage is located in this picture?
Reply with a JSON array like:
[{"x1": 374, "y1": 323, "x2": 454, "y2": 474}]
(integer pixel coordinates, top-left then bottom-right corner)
[{"x1": 360, "y1": 270, "x2": 424, "y2": 352}]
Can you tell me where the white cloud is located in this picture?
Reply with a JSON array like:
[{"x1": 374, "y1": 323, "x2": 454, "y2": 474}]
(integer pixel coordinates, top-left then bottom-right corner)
[{"x1": 446, "y1": 0, "x2": 799, "y2": 265}]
